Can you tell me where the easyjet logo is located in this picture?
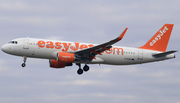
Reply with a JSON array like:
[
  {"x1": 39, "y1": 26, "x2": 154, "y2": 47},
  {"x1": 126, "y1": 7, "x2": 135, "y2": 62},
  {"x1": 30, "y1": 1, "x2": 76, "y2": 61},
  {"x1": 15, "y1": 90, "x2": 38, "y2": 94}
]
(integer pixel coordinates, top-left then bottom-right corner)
[
  {"x1": 150, "y1": 26, "x2": 168, "y2": 46},
  {"x1": 37, "y1": 41, "x2": 124, "y2": 55}
]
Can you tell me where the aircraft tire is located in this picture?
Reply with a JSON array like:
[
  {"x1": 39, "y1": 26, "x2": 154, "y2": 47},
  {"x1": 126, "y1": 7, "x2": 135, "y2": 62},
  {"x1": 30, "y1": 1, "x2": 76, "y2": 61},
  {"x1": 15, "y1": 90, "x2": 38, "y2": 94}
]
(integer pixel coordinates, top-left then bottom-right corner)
[
  {"x1": 77, "y1": 69, "x2": 83, "y2": 75},
  {"x1": 22, "y1": 63, "x2": 26, "y2": 67},
  {"x1": 83, "y1": 65, "x2": 89, "y2": 72}
]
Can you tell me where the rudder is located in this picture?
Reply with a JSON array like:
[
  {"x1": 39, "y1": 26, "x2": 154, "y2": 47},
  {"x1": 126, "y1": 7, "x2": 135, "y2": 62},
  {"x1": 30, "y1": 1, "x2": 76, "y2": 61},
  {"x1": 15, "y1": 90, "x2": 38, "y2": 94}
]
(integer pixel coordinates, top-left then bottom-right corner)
[{"x1": 139, "y1": 24, "x2": 174, "y2": 52}]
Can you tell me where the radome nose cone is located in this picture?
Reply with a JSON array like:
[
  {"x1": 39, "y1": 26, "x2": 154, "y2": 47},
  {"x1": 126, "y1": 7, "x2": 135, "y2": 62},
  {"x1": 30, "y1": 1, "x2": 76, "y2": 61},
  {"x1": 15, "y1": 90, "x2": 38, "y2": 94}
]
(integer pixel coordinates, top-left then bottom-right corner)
[{"x1": 1, "y1": 45, "x2": 7, "y2": 52}]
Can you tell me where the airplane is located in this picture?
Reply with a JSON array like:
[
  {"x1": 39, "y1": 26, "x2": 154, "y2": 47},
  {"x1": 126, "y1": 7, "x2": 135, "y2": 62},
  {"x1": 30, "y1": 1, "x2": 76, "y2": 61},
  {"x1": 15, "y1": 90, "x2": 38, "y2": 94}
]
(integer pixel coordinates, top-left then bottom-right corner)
[{"x1": 1, "y1": 24, "x2": 177, "y2": 75}]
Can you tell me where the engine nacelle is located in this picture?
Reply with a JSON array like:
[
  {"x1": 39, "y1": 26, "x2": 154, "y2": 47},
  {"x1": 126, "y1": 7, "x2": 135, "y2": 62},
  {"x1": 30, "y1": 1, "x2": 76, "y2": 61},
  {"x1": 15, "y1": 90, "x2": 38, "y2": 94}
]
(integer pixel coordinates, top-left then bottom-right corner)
[
  {"x1": 49, "y1": 59, "x2": 73, "y2": 68},
  {"x1": 57, "y1": 52, "x2": 75, "y2": 63},
  {"x1": 49, "y1": 59, "x2": 65, "y2": 68}
]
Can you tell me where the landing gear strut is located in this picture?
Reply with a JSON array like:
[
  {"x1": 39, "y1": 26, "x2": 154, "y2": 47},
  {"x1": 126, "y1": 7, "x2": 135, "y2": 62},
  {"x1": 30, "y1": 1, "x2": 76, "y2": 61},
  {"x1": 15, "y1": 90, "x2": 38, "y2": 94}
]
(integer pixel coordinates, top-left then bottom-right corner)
[
  {"x1": 76, "y1": 63, "x2": 90, "y2": 75},
  {"x1": 22, "y1": 56, "x2": 27, "y2": 67}
]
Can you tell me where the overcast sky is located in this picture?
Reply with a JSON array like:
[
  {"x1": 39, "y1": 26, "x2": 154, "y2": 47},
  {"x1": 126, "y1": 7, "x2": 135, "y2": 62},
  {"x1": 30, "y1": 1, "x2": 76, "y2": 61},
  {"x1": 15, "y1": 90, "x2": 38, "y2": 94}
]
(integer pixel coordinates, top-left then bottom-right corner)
[{"x1": 0, "y1": 0, "x2": 180, "y2": 103}]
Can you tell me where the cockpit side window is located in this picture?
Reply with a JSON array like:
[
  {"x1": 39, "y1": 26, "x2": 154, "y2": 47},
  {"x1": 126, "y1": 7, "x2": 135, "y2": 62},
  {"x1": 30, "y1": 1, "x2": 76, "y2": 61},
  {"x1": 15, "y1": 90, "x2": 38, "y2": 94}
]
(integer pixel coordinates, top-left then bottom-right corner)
[{"x1": 8, "y1": 41, "x2": 18, "y2": 44}]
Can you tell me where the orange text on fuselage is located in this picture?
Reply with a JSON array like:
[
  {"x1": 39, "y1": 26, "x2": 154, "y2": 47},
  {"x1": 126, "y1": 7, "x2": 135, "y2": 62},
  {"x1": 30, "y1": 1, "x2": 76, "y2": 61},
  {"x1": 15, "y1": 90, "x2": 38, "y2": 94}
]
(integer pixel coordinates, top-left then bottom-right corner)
[{"x1": 37, "y1": 40, "x2": 124, "y2": 55}]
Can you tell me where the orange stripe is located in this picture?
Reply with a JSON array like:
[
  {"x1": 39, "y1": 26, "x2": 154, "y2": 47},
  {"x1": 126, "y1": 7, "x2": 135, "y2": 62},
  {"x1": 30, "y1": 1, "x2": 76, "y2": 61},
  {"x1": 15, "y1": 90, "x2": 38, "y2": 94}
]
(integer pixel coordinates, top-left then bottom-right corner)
[
  {"x1": 101, "y1": 47, "x2": 110, "y2": 50},
  {"x1": 89, "y1": 56, "x2": 96, "y2": 59},
  {"x1": 88, "y1": 50, "x2": 102, "y2": 55}
]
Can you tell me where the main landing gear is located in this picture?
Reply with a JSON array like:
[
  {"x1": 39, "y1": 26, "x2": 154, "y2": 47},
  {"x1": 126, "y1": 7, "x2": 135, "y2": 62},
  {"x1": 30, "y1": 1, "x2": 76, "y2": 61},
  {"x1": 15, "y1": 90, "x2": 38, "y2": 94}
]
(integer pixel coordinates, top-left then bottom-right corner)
[
  {"x1": 21, "y1": 56, "x2": 27, "y2": 67},
  {"x1": 76, "y1": 63, "x2": 90, "y2": 75}
]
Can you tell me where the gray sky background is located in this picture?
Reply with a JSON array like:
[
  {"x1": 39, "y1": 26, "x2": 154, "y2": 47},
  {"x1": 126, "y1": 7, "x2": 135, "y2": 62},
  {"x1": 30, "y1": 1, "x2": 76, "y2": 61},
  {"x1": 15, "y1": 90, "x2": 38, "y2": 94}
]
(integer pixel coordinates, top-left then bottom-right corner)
[{"x1": 0, "y1": 0, "x2": 180, "y2": 103}]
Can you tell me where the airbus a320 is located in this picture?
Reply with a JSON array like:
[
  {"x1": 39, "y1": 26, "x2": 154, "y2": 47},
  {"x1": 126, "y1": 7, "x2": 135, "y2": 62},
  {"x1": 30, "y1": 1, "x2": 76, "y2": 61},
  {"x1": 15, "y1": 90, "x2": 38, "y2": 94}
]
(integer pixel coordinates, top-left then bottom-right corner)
[{"x1": 1, "y1": 24, "x2": 177, "y2": 75}]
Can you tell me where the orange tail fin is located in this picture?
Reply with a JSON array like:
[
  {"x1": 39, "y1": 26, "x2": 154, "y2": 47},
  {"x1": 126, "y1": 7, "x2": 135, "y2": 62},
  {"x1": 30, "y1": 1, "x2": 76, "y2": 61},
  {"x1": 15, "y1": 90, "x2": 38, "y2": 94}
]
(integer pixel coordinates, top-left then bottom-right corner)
[{"x1": 139, "y1": 24, "x2": 174, "y2": 52}]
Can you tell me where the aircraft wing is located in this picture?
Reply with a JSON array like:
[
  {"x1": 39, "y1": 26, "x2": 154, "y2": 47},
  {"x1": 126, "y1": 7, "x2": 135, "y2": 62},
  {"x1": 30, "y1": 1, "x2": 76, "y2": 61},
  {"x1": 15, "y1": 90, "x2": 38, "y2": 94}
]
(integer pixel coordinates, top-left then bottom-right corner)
[{"x1": 74, "y1": 28, "x2": 128, "y2": 62}]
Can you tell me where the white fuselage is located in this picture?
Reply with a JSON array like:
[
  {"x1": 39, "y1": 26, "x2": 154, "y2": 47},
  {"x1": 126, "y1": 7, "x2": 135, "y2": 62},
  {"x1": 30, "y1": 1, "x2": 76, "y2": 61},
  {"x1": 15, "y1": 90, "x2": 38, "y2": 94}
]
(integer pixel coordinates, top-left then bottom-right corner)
[{"x1": 1, "y1": 38, "x2": 175, "y2": 65}]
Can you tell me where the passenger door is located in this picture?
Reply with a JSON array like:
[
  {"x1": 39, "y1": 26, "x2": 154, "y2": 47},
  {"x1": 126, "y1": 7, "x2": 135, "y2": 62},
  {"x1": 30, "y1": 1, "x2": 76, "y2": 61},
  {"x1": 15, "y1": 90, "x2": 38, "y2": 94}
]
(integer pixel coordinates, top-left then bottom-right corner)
[
  {"x1": 23, "y1": 39, "x2": 29, "y2": 49},
  {"x1": 138, "y1": 49, "x2": 143, "y2": 60}
]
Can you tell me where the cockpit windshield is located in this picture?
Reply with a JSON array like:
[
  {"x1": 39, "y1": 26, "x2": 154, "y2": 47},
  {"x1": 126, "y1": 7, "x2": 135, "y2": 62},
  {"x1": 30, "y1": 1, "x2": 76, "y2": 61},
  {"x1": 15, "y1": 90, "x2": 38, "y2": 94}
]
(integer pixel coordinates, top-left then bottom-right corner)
[{"x1": 8, "y1": 41, "x2": 18, "y2": 44}]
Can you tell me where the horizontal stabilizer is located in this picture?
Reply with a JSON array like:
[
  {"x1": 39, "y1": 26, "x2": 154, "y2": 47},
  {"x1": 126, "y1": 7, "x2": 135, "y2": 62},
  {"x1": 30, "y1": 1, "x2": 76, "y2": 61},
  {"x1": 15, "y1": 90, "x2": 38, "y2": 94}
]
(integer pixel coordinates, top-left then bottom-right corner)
[{"x1": 153, "y1": 50, "x2": 177, "y2": 57}]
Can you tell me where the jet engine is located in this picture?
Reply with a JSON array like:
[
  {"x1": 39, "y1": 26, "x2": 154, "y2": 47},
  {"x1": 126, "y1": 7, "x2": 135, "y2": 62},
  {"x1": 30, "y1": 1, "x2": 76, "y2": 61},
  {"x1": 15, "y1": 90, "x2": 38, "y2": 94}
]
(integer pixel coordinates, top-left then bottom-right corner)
[
  {"x1": 57, "y1": 52, "x2": 75, "y2": 63},
  {"x1": 49, "y1": 59, "x2": 73, "y2": 68},
  {"x1": 49, "y1": 52, "x2": 75, "y2": 68}
]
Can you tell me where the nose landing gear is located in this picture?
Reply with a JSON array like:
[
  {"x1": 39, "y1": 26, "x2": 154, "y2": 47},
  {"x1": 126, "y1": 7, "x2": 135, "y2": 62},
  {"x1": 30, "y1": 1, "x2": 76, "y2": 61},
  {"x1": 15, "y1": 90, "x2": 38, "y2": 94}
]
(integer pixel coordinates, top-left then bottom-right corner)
[
  {"x1": 21, "y1": 56, "x2": 27, "y2": 67},
  {"x1": 76, "y1": 63, "x2": 90, "y2": 75}
]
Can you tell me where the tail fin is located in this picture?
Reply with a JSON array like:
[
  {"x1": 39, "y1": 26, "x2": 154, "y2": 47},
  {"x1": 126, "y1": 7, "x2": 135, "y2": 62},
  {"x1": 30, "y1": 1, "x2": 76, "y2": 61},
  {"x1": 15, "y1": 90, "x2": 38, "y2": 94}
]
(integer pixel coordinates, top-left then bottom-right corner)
[{"x1": 139, "y1": 24, "x2": 174, "y2": 52}]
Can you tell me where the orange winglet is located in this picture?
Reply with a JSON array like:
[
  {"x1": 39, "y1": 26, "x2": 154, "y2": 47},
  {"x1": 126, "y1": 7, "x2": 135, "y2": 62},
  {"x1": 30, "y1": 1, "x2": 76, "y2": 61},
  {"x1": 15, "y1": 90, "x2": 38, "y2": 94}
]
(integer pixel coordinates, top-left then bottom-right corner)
[{"x1": 116, "y1": 28, "x2": 128, "y2": 41}]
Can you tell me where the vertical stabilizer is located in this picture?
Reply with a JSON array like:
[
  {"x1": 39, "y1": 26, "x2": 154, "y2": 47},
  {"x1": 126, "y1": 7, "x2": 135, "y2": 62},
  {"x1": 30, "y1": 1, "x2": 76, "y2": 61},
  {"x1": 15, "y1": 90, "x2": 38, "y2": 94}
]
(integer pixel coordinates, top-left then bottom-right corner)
[{"x1": 139, "y1": 24, "x2": 174, "y2": 52}]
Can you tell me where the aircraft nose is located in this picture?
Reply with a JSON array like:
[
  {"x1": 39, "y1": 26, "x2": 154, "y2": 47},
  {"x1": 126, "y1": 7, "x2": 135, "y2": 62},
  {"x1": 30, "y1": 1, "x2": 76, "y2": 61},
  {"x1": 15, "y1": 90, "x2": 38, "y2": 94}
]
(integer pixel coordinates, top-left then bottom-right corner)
[{"x1": 1, "y1": 44, "x2": 8, "y2": 53}]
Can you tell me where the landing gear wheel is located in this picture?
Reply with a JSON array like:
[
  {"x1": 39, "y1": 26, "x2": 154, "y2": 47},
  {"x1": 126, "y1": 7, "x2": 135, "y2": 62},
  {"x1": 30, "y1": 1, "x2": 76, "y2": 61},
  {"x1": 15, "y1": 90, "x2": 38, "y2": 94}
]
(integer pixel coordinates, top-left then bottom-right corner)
[
  {"x1": 22, "y1": 63, "x2": 26, "y2": 67},
  {"x1": 77, "y1": 69, "x2": 83, "y2": 75},
  {"x1": 83, "y1": 65, "x2": 89, "y2": 72},
  {"x1": 22, "y1": 56, "x2": 27, "y2": 67}
]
